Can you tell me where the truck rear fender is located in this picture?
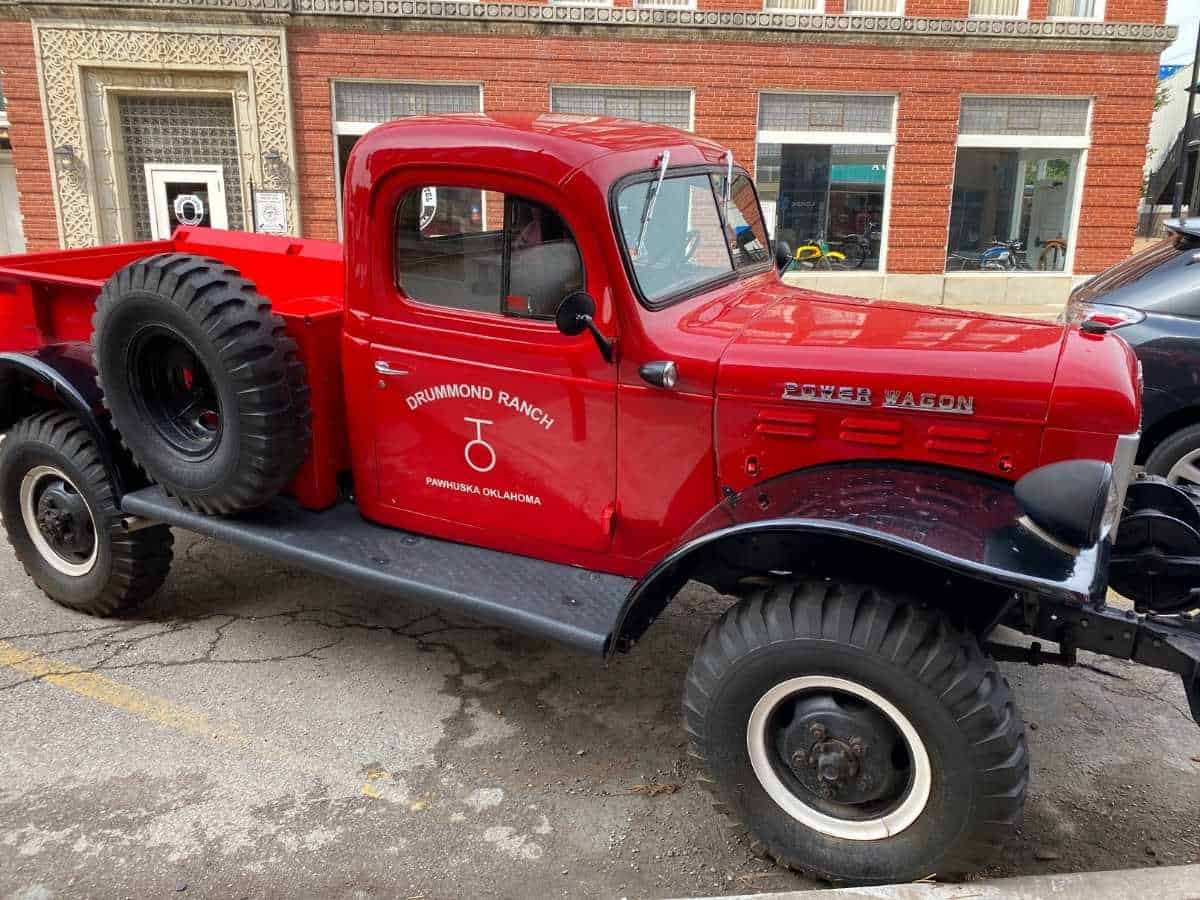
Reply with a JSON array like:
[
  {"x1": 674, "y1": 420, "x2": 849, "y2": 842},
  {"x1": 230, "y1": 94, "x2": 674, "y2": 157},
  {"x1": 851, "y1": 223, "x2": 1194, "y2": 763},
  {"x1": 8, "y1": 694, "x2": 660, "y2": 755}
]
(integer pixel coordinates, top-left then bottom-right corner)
[
  {"x1": 611, "y1": 462, "x2": 1106, "y2": 655},
  {"x1": 0, "y1": 345, "x2": 130, "y2": 495}
]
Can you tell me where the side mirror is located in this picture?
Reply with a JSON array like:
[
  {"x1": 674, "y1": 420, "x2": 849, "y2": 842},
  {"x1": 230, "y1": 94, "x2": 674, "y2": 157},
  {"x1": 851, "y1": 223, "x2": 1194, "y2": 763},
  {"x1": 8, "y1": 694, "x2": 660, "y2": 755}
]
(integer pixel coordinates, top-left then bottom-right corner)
[
  {"x1": 774, "y1": 240, "x2": 793, "y2": 273},
  {"x1": 555, "y1": 292, "x2": 614, "y2": 363}
]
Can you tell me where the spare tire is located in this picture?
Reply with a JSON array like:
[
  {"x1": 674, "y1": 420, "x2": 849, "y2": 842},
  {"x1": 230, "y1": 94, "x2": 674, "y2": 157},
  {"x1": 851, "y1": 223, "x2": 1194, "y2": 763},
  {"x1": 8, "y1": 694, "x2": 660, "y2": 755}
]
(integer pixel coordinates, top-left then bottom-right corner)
[{"x1": 92, "y1": 252, "x2": 311, "y2": 515}]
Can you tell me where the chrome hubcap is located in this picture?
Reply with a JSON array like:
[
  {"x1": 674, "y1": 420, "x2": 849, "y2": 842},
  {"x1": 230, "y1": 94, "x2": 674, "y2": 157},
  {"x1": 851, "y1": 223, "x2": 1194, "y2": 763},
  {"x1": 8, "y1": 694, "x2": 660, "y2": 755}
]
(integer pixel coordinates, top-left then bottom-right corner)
[{"x1": 1166, "y1": 448, "x2": 1200, "y2": 488}]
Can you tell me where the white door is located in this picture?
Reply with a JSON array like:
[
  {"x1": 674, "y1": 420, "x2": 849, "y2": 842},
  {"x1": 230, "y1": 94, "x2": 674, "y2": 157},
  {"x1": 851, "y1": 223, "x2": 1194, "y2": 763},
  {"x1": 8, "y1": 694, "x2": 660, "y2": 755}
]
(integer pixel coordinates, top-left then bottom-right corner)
[
  {"x1": 0, "y1": 151, "x2": 26, "y2": 255},
  {"x1": 145, "y1": 163, "x2": 228, "y2": 239}
]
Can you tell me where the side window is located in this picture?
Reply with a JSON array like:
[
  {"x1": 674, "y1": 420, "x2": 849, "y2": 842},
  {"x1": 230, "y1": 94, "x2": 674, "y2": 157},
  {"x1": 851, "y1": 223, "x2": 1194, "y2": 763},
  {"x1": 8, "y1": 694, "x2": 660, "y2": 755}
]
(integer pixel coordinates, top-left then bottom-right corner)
[
  {"x1": 505, "y1": 196, "x2": 584, "y2": 319},
  {"x1": 395, "y1": 187, "x2": 503, "y2": 314},
  {"x1": 394, "y1": 186, "x2": 583, "y2": 321}
]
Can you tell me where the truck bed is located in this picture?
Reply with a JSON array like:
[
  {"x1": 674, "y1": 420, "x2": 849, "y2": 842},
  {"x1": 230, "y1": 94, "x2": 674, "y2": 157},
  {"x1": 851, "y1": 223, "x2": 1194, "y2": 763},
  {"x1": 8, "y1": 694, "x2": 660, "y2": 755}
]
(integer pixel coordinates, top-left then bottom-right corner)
[{"x1": 0, "y1": 227, "x2": 350, "y2": 509}]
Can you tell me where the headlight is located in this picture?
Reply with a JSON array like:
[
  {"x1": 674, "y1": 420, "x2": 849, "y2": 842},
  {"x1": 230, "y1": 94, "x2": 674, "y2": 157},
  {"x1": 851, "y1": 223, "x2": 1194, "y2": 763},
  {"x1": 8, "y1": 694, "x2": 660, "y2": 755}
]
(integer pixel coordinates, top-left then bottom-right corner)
[{"x1": 1015, "y1": 459, "x2": 1113, "y2": 550}]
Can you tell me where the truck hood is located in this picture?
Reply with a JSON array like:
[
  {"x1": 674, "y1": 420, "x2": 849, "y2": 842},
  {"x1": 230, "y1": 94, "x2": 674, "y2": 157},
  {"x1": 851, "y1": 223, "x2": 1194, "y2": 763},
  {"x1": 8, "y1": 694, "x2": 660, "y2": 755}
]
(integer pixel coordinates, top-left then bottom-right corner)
[{"x1": 716, "y1": 285, "x2": 1066, "y2": 424}]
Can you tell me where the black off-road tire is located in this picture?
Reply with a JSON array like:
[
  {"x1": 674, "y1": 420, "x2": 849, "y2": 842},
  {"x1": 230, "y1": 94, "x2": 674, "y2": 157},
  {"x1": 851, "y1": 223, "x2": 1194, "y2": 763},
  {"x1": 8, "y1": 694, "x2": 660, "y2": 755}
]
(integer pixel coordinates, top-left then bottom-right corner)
[
  {"x1": 92, "y1": 252, "x2": 310, "y2": 515},
  {"x1": 0, "y1": 411, "x2": 173, "y2": 616},
  {"x1": 683, "y1": 580, "x2": 1028, "y2": 884}
]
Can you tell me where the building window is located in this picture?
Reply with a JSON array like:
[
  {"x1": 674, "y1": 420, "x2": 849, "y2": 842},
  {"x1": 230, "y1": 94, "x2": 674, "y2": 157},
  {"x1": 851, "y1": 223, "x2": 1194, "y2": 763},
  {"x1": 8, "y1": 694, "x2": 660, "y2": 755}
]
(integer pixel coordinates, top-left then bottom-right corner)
[
  {"x1": 549, "y1": 0, "x2": 613, "y2": 5},
  {"x1": 1047, "y1": 0, "x2": 1101, "y2": 19},
  {"x1": 763, "y1": 0, "x2": 821, "y2": 10},
  {"x1": 332, "y1": 81, "x2": 482, "y2": 236},
  {"x1": 947, "y1": 97, "x2": 1090, "y2": 274},
  {"x1": 634, "y1": 0, "x2": 696, "y2": 7},
  {"x1": 756, "y1": 92, "x2": 896, "y2": 272},
  {"x1": 844, "y1": 0, "x2": 903, "y2": 12},
  {"x1": 968, "y1": 0, "x2": 1027, "y2": 17},
  {"x1": 550, "y1": 87, "x2": 693, "y2": 131}
]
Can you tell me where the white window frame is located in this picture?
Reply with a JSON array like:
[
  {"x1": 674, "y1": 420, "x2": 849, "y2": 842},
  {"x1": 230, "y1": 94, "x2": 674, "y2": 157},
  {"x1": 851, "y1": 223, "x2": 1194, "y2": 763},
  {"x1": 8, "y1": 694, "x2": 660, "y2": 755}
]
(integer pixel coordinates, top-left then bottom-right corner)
[
  {"x1": 843, "y1": 0, "x2": 905, "y2": 14},
  {"x1": 967, "y1": 0, "x2": 1028, "y2": 19},
  {"x1": 948, "y1": 95, "x2": 1092, "y2": 277},
  {"x1": 754, "y1": 90, "x2": 898, "y2": 275},
  {"x1": 331, "y1": 79, "x2": 483, "y2": 238},
  {"x1": 549, "y1": 0, "x2": 613, "y2": 6},
  {"x1": 1046, "y1": 0, "x2": 1104, "y2": 21},
  {"x1": 549, "y1": 85, "x2": 695, "y2": 132},
  {"x1": 762, "y1": 0, "x2": 824, "y2": 12}
]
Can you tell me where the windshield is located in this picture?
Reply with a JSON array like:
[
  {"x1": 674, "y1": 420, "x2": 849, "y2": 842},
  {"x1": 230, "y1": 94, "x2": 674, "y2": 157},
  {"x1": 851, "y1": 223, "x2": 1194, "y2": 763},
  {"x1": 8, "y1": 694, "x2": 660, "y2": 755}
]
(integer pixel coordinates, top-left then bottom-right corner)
[{"x1": 616, "y1": 169, "x2": 770, "y2": 305}]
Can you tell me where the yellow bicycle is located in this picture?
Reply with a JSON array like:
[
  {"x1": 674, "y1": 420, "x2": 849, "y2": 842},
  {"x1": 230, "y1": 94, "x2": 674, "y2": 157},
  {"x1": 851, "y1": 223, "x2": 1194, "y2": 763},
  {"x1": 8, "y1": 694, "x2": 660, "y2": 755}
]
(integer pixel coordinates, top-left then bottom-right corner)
[{"x1": 787, "y1": 239, "x2": 847, "y2": 271}]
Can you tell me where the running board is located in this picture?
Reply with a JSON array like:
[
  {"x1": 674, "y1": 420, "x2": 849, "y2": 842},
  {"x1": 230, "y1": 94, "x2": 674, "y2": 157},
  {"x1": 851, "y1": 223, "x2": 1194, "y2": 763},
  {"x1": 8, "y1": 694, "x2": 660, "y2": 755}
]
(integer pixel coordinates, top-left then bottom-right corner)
[{"x1": 120, "y1": 487, "x2": 634, "y2": 655}]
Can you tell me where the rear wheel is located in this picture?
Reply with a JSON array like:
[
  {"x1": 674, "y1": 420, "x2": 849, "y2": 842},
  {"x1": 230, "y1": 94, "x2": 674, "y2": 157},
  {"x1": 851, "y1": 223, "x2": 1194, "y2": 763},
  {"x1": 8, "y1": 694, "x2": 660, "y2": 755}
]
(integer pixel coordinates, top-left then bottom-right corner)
[
  {"x1": 683, "y1": 580, "x2": 1028, "y2": 884},
  {"x1": 0, "y1": 411, "x2": 173, "y2": 615},
  {"x1": 92, "y1": 253, "x2": 311, "y2": 514}
]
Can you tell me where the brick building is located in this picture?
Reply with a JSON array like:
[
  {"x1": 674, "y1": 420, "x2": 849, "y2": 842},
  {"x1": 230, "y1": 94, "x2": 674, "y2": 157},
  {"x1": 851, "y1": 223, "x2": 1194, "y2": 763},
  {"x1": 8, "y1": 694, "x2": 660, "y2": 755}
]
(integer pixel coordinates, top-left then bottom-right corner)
[{"x1": 0, "y1": 0, "x2": 1176, "y2": 305}]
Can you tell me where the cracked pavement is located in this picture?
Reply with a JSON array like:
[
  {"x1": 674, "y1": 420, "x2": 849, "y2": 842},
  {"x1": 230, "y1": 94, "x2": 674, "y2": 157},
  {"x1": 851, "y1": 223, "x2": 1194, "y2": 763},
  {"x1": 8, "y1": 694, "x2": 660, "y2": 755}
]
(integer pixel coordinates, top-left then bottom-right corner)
[{"x1": 1, "y1": 530, "x2": 1198, "y2": 899}]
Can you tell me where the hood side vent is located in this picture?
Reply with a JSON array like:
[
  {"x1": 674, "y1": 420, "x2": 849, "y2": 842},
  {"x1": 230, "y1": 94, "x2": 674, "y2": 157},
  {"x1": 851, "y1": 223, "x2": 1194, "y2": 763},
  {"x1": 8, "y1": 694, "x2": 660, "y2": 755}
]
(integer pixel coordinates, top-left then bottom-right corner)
[
  {"x1": 755, "y1": 410, "x2": 817, "y2": 440},
  {"x1": 925, "y1": 424, "x2": 992, "y2": 457},
  {"x1": 839, "y1": 417, "x2": 903, "y2": 448}
]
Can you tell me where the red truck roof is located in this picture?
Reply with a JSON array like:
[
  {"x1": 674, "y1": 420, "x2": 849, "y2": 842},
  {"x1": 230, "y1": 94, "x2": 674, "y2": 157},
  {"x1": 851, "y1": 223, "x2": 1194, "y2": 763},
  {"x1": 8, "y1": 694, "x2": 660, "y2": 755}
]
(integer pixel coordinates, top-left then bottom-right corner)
[{"x1": 347, "y1": 112, "x2": 731, "y2": 191}]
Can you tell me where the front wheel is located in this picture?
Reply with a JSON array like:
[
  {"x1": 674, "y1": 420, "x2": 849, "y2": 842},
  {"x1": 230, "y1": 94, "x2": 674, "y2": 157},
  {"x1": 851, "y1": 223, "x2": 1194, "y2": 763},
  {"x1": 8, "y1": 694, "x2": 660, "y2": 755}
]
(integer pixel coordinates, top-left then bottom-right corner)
[
  {"x1": 1145, "y1": 424, "x2": 1200, "y2": 489},
  {"x1": 0, "y1": 411, "x2": 174, "y2": 616},
  {"x1": 683, "y1": 580, "x2": 1027, "y2": 884}
]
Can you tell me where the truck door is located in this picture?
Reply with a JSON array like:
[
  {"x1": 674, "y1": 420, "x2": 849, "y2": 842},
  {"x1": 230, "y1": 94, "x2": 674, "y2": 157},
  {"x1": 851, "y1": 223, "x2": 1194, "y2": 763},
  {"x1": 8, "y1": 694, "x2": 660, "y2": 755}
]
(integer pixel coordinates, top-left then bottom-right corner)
[{"x1": 366, "y1": 180, "x2": 618, "y2": 554}]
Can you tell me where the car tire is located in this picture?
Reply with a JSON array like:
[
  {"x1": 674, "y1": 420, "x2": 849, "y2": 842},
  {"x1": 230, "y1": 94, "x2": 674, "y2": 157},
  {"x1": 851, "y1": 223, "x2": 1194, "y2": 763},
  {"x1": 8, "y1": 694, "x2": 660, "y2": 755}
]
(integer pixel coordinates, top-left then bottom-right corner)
[
  {"x1": 0, "y1": 410, "x2": 174, "y2": 616},
  {"x1": 683, "y1": 580, "x2": 1028, "y2": 884},
  {"x1": 93, "y1": 252, "x2": 311, "y2": 514},
  {"x1": 1144, "y1": 424, "x2": 1200, "y2": 488}
]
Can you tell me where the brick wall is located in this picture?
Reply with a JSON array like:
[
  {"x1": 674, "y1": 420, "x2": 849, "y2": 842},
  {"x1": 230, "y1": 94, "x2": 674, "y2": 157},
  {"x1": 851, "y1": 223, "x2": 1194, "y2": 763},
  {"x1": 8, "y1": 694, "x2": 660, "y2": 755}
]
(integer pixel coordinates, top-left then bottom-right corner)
[
  {"x1": 289, "y1": 29, "x2": 1158, "y2": 275},
  {"x1": 0, "y1": 22, "x2": 56, "y2": 252}
]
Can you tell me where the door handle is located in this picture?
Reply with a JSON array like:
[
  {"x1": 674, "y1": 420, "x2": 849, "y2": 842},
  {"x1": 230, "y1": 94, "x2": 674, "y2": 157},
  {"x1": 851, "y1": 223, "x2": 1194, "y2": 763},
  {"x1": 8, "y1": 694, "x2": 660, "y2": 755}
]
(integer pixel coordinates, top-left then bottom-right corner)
[{"x1": 374, "y1": 360, "x2": 410, "y2": 377}]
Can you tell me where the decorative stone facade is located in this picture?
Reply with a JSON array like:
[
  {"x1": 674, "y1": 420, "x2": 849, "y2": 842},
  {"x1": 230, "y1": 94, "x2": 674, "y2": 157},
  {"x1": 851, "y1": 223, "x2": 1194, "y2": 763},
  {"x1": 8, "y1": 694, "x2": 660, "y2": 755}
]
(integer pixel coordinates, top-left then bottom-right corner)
[{"x1": 31, "y1": 21, "x2": 298, "y2": 248}]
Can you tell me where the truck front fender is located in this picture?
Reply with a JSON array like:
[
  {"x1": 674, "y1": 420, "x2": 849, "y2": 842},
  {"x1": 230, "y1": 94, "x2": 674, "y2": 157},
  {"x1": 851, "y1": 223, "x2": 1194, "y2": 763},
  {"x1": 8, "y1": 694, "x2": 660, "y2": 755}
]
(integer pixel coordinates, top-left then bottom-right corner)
[
  {"x1": 0, "y1": 344, "x2": 129, "y2": 495},
  {"x1": 612, "y1": 462, "x2": 1107, "y2": 654}
]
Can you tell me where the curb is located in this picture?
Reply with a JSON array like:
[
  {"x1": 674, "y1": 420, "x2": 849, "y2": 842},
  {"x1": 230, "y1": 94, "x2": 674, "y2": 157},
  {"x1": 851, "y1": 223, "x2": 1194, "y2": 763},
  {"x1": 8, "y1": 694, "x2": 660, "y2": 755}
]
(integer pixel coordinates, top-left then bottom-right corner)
[{"x1": 678, "y1": 863, "x2": 1200, "y2": 900}]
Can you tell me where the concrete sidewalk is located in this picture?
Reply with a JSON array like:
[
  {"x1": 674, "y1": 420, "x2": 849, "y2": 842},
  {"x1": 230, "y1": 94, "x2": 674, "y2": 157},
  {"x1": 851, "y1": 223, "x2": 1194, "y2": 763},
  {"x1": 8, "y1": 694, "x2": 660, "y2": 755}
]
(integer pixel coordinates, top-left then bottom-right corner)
[{"x1": 686, "y1": 864, "x2": 1200, "y2": 900}]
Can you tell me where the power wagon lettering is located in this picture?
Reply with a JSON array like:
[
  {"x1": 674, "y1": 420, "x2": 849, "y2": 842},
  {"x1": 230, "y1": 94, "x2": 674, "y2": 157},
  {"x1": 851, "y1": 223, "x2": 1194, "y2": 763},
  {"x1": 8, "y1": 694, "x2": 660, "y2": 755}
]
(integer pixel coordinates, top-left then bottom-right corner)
[
  {"x1": 782, "y1": 382, "x2": 974, "y2": 416},
  {"x1": 405, "y1": 384, "x2": 556, "y2": 430}
]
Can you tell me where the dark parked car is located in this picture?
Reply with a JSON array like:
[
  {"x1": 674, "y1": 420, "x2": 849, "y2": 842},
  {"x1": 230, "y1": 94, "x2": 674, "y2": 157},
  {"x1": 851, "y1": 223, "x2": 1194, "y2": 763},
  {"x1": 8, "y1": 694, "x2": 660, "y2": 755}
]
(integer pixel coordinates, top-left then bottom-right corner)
[{"x1": 1064, "y1": 219, "x2": 1200, "y2": 487}]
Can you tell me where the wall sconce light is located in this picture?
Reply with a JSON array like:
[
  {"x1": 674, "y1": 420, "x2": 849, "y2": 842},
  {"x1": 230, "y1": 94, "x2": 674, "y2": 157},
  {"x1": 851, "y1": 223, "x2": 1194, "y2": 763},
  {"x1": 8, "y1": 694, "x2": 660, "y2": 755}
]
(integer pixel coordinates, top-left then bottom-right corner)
[
  {"x1": 261, "y1": 147, "x2": 290, "y2": 187},
  {"x1": 53, "y1": 144, "x2": 77, "y2": 173}
]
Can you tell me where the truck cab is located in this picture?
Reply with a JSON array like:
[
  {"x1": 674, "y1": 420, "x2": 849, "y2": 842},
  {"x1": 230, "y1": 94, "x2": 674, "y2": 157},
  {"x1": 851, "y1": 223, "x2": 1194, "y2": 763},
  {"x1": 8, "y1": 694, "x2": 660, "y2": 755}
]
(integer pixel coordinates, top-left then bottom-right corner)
[
  {"x1": 0, "y1": 113, "x2": 1196, "y2": 887},
  {"x1": 336, "y1": 114, "x2": 1140, "y2": 577}
]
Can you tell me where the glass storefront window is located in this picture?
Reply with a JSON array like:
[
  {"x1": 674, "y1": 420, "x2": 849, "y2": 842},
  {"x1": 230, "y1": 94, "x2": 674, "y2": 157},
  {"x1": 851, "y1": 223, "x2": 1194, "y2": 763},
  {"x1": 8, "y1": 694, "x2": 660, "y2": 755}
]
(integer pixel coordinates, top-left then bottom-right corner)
[
  {"x1": 946, "y1": 148, "x2": 1081, "y2": 272},
  {"x1": 756, "y1": 143, "x2": 887, "y2": 270}
]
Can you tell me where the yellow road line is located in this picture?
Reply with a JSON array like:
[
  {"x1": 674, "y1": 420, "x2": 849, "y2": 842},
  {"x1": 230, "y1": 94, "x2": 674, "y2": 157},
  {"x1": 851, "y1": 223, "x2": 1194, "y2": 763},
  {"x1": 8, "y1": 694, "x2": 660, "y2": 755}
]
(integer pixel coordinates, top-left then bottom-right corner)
[{"x1": 0, "y1": 639, "x2": 247, "y2": 745}]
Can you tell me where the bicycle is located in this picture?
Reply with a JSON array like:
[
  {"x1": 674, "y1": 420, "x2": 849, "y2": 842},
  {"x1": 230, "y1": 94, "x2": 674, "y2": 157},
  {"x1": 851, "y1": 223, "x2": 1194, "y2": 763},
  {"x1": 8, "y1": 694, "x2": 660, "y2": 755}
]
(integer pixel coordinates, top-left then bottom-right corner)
[
  {"x1": 834, "y1": 220, "x2": 879, "y2": 269},
  {"x1": 787, "y1": 238, "x2": 846, "y2": 271}
]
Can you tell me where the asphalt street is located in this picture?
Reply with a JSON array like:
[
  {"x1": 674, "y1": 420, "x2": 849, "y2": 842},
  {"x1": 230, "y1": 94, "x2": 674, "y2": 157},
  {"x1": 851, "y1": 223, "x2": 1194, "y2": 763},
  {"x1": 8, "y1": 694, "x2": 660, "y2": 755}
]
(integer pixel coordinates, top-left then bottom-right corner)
[{"x1": 1, "y1": 529, "x2": 1198, "y2": 898}]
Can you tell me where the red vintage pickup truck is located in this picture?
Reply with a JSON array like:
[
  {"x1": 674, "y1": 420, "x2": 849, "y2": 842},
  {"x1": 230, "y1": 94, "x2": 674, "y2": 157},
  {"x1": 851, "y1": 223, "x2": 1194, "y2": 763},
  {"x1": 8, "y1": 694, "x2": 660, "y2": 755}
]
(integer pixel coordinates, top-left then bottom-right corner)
[{"x1": 0, "y1": 113, "x2": 1196, "y2": 884}]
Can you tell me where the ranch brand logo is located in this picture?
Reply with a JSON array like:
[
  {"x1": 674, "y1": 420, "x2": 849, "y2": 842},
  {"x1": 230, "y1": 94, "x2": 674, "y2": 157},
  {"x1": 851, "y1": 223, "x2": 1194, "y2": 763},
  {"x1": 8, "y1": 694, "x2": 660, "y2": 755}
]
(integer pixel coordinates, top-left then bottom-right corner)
[
  {"x1": 406, "y1": 382, "x2": 551, "y2": 508},
  {"x1": 782, "y1": 382, "x2": 974, "y2": 416}
]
